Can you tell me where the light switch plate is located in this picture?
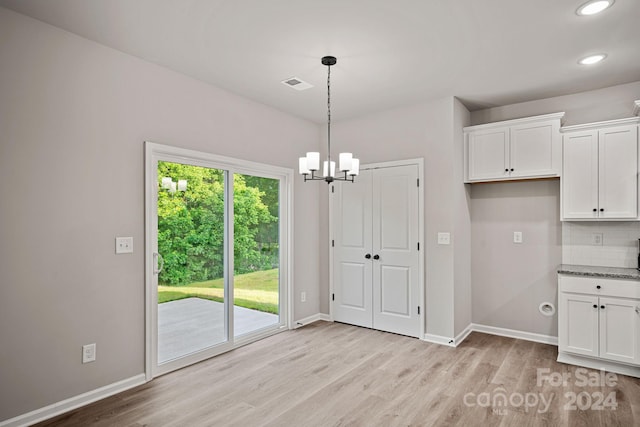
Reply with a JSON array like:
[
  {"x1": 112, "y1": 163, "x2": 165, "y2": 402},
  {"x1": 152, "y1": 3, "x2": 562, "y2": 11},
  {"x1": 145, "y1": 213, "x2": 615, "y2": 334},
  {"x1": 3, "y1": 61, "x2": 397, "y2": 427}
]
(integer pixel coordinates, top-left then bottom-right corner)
[
  {"x1": 115, "y1": 237, "x2": 133, "y2": 254},
  {"x1": 437, "y1": 232, "x2": 451, "y2": 245},
  {"x1": 82, "y1": 343, "x2": 96, "y2": 364}
]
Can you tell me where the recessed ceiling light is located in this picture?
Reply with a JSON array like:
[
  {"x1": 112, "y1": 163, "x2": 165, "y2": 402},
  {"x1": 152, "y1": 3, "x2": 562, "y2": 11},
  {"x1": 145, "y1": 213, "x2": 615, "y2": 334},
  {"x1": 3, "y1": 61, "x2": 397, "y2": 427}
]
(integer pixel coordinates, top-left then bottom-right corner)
[
  {"x1": 576, "y1": 0, "x2": 614, "y2": 16},
  {"x1": 578, "y1": 54, "x2": 607, "y2": 65}
]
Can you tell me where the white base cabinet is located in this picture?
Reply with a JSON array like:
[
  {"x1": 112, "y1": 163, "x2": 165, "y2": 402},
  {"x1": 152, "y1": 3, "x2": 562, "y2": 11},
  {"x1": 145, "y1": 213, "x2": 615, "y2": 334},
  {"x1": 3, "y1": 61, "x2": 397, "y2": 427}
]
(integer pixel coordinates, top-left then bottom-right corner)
[{"x1": 558, "y1": 275, "x2": 640, "y2": 377}]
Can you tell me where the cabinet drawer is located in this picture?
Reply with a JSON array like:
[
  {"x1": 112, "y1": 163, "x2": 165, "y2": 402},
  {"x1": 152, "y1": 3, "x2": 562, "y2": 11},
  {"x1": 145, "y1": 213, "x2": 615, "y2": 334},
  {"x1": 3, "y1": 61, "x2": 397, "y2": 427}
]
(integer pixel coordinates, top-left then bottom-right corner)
[{"x1": 559, "y1": 275, "x2": 640, "y2": 299}]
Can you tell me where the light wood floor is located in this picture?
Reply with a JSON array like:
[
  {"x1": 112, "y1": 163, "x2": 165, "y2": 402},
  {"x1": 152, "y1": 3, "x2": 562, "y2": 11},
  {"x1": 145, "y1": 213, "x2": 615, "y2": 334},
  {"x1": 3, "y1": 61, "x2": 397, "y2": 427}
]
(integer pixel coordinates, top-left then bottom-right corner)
[{"x1": 36, "y1": 321, "x2": 639, "y2": 426}]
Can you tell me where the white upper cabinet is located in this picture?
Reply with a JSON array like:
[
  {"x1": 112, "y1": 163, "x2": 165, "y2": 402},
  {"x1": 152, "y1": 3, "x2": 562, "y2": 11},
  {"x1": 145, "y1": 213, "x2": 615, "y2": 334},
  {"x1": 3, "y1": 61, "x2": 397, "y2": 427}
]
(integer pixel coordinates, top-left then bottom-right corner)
[
  {"x1": 561, "y1": 119, "x2": 639, "y2": 221},
  {"x1": 464, "y1": 112, "x2": 564, "y2": 183}
]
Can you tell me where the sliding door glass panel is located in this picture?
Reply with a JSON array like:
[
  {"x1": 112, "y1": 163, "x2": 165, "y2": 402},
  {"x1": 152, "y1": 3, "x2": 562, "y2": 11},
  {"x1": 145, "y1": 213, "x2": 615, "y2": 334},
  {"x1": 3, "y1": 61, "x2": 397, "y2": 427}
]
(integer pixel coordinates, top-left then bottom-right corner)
[
  {"x1": 157, "y1": 161, "x2": 227, "y2": 364},
  {"x1": 233, "y1": 174, "x2": 280, "y2": 337}
]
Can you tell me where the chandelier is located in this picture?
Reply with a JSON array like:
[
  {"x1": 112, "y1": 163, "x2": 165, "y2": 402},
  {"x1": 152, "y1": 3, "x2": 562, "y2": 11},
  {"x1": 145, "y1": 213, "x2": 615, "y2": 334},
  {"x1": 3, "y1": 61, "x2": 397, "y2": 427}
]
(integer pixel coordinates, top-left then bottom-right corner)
[{"x1": 299, "y1": 56, "x2": 359, "y2": 183}]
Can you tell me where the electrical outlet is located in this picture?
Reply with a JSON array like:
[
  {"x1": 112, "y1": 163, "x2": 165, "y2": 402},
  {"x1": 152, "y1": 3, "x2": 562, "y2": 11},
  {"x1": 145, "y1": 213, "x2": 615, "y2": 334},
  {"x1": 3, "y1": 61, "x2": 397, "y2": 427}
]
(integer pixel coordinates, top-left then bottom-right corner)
[
  {"x1": 513, "y1": 231, "x2": 523, "y2": 244},
  {"x1": 301, "y1": 291, "x2": 306, "y2": 303},
  {"x1": 82, "y1": 343, "x2": 96, "y2": 364},
  {"x1": 591, "y1": 233, "x2": 603, "y2": 246},
  {"x1": 437, "y1": 232, "x2": 451, "y2": 245},
  {"x1": 115, "y1": 237, "x2": 133, "y2": 254}
]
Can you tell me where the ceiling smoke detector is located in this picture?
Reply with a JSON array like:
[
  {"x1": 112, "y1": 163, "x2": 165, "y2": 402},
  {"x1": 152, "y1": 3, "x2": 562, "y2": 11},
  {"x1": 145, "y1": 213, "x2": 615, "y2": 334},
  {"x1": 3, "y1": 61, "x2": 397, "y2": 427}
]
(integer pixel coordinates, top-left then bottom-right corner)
[{"x1": 281, "y1": 77, "x2": 313, "y2": 91}]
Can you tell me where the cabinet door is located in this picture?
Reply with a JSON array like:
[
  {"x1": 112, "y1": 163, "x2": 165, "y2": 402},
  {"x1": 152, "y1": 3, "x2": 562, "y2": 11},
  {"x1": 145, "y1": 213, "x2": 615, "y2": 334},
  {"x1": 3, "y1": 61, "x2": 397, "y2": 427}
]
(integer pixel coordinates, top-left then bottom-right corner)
[
  {"x1": 468, "y1": 128, "x2": 509, "y2": 181},
  {"x1": 559, "y1": 293, "x2": 599, "y2": 357},
  {"x1": 562, "y1": 131, "x2": 599, "y2": 219},
  {"x1": 598, "y1": 125, "x2": 638, "y2": 219},
  {"x1": 510, "y1": 121, "x2": 560, "y2": 178},
  {"x1": 599, "y1": 297, "x2": 640, "y2": 365}
]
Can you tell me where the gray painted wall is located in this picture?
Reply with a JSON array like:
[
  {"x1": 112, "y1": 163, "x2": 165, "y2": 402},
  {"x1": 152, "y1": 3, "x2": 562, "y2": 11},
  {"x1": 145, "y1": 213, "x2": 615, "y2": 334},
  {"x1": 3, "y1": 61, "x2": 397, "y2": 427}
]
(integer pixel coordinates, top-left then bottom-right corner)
[
  {"x1": 470, "y1": 81, "x2": 640, "y2": 126},
  {"x1": 0, "y1": 8, "x2": 320, "y2": 421},
  {"x1": 469, "y1": 81, "x2": 640, "y2": 337},
  {"x1": 324, "y1": 97, "x2": 471, "y2": 339},
  {"x1": 470, "y1": 180, "x2": 562, "y2": 336}
]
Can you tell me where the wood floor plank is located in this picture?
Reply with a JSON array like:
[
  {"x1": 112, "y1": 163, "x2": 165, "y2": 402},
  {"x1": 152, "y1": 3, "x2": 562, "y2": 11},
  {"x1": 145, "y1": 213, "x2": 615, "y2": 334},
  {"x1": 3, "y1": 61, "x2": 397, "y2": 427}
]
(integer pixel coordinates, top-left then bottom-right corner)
[{"x1": 33, "y1": 322, "x2": 639, "y2": 427}]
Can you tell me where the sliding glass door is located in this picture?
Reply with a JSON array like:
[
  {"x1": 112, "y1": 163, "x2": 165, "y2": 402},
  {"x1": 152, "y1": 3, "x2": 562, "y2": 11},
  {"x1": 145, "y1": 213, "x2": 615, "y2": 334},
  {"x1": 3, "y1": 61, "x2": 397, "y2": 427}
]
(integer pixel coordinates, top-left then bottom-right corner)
[
  {"x1": 233, "y1": 174, "x2": 280, "y2": 337},
  {"x1": 145, "y1": 143, "x2": 291, "y2": 378}
]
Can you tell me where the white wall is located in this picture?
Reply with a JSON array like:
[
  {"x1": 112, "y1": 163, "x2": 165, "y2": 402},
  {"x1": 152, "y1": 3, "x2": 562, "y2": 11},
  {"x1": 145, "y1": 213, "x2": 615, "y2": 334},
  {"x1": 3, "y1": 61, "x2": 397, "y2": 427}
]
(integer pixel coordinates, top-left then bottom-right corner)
[
  {"x1": 0, "y1": 7, "x2": 320, "y2": 422},
  {"x1": 323, "y1": 97, "x2": 471, "y2": 339},
  {"x1": 469, "y1": 81, "x2": 640, "y2": 337}
]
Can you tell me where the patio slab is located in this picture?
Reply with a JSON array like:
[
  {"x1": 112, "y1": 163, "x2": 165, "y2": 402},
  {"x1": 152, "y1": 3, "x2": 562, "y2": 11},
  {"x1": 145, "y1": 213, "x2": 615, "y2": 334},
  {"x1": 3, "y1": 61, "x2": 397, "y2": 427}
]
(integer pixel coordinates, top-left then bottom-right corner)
[{"x1": 158, "y1": 297, "x2": 279, "y2": 363}]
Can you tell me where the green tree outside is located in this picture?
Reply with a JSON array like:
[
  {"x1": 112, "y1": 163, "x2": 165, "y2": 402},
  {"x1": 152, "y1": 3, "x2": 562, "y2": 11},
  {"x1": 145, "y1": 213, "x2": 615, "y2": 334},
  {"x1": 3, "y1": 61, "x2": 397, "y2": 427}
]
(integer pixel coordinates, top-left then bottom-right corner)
[{"x1": 157, "y1": 162, "x2": 278, "y2": 287}]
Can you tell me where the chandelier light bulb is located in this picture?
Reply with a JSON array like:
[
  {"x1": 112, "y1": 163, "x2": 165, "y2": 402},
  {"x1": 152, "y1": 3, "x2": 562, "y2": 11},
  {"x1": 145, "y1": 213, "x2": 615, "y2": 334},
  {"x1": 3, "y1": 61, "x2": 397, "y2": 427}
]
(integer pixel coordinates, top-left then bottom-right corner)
[{"x1": 298, "y1": 56, "x2": 357, "y2": 184}]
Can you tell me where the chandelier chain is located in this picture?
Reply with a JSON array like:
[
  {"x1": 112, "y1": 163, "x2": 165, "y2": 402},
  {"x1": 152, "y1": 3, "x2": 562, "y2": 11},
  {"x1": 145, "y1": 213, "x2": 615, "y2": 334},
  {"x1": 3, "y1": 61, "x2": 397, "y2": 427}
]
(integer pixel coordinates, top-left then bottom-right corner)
[{"x1": 327, "y1": 64, "x2": 331, "y2": 162}]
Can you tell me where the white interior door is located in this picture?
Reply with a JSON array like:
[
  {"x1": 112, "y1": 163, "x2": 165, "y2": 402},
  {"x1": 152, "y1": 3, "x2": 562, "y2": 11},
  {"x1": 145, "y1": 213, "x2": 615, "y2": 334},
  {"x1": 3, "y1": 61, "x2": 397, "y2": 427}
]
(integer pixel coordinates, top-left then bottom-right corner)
[
  {"x1": 332, "y1": 169, "x2": 373, "y2": 328},
  {"x1": 332, "y1": 163, "x2": 421, "y2": 338},
  {"x1": 372, "y1": 165, "x2": 420, "y2": 337}
]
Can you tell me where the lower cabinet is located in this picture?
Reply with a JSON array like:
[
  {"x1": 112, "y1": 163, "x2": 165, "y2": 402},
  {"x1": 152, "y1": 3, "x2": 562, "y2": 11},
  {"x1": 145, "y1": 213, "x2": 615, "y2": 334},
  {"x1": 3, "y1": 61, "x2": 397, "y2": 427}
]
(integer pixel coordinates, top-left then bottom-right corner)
[{"x1": 558, "y1": 275, "x2": 640, "y2": 373}]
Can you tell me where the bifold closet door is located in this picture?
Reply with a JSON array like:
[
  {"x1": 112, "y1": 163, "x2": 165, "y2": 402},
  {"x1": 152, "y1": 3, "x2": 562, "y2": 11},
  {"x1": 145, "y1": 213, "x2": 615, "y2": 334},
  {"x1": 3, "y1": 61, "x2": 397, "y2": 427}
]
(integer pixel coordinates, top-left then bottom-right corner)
[
  {"x1": 371, "y1": 165, "x2": 420, "y2": 337},
  {"x1": 333, "y1": 164, "x2": 420, "y2": 337},
  {"x1": 333, "y1": 169, "x2": 374, "y2": 328}
]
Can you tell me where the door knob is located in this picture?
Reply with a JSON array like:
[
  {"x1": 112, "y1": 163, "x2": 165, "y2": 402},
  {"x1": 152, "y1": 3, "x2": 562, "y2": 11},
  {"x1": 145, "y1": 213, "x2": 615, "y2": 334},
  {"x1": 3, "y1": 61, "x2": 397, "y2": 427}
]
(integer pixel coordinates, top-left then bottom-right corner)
[
  {"x1": 365, "y1": 253, "x2": 371, "y2": 259},
  {"x1": 373, "y1": 254, "x2": 380, "y2": 260}
]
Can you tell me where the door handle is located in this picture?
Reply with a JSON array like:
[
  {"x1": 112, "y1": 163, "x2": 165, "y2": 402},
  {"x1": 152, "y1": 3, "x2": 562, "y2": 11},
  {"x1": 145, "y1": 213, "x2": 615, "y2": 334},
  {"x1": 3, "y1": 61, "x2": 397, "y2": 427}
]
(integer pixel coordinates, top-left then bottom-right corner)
[
  {"x1": 373, "y1": 254, "x2": 380, "y2": 260},
  {"x1": 365, "y1": 253, "x2": 371, "y2": 259},
  {"x1": 153, "y1": 252, "x2": 164, "y2": 274}
]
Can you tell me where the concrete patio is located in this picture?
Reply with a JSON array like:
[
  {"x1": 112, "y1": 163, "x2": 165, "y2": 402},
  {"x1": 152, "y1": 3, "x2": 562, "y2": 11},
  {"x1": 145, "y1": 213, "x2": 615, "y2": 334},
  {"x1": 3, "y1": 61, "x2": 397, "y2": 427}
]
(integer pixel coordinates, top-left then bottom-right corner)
[{"x1": 158, "y1": 297, "x2": 279, "y2": 363}]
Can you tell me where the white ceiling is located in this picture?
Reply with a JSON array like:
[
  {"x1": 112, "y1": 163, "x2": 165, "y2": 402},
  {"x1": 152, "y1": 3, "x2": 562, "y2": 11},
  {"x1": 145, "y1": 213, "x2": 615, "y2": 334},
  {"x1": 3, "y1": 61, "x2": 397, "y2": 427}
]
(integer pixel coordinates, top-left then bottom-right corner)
[{"x1": 1, "y1": 0, "x2": 639, "y2": 123}]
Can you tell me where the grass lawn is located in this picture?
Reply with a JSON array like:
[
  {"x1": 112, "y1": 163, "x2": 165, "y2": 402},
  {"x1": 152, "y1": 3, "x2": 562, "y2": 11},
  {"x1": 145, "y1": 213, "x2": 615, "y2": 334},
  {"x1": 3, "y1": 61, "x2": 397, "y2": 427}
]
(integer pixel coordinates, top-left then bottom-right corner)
[{"x1": 158, "y1": 268, "x2": 279, "y2": 314}]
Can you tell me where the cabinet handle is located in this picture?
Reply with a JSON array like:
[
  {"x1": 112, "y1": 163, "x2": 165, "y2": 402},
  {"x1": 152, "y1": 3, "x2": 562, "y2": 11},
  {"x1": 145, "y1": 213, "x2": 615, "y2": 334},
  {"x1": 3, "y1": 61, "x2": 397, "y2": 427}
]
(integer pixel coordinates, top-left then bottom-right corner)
[
  {"x1": 600, "y1": 305, "x2": 605, "y2": 309},
  {"x1": 593, "y1": 208, "x2": 597, "y2": 212},
  {"x1": 373, "y1": 254, "x2": 380, "y2": 260},
  {"x1": 593, "y1": 304, "x2": 598, "y2": 309},
  {"x1": 596, "y1": 285, "x2": 601, "y2": 289},
  {"x1": 510, "y1": 168, "x2": 514, "y2": 172},
  {"x1": 365, "y1": 253, "x2": 371, "y2": 259},
  {"x1": 636, "y1": 307, "x2": 639, "y2": 314},
  {"x1": 505, "y1": 168, "x2": 509, "y2": 172},
  {"x1": 600, "y1": 208, "x2": 604, "y2": 212}
]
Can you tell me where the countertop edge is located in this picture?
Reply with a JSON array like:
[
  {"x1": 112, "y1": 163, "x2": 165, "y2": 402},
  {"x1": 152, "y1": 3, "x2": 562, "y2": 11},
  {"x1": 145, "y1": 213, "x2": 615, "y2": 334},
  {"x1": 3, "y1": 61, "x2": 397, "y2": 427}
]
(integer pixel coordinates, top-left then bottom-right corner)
[{"x1": 558, "y1": 264, "x2": 640, "y2": 281}]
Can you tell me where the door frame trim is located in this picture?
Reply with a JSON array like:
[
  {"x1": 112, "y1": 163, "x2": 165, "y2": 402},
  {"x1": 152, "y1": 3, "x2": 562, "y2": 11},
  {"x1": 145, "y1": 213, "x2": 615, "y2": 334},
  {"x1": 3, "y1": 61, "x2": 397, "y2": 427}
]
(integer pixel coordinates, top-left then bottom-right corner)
[
  {"x1": 144, "y1": 141, "x2": 294, "y2": 380},
  {"x1": 328, "y1": 158, "x2": 425, "y2": 339}
]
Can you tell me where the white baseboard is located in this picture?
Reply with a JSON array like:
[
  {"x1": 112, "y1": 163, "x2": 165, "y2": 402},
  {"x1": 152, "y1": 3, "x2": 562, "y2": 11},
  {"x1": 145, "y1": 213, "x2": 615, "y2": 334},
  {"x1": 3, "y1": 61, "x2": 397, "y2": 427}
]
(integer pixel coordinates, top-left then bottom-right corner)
[
  {"x1": 292, "y1": 313, "x2": 331, "y2": 329},
  {"x1": 471, "y1": 323, "x2": 558, "y2": 346},
  {"x1": 424, "y1": 323, "x2": 473, "y2": 348},
  {"x1": 424, "y1": 323, "x2": 557, "y2": 348},
  {"x1": 423, "y1": 333, "x2": 457, "y2": 347},
  {"x1": 0, "y1": 374, "x2": 146, "y2": 427}
]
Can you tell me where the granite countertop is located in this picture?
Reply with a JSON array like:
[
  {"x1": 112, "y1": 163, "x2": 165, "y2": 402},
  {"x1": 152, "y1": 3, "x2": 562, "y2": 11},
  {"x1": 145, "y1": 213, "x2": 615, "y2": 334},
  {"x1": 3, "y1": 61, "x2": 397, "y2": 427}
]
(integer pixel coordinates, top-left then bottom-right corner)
[{"x1": 558, "y1": 264, "x2": 640, "y2": 280}]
